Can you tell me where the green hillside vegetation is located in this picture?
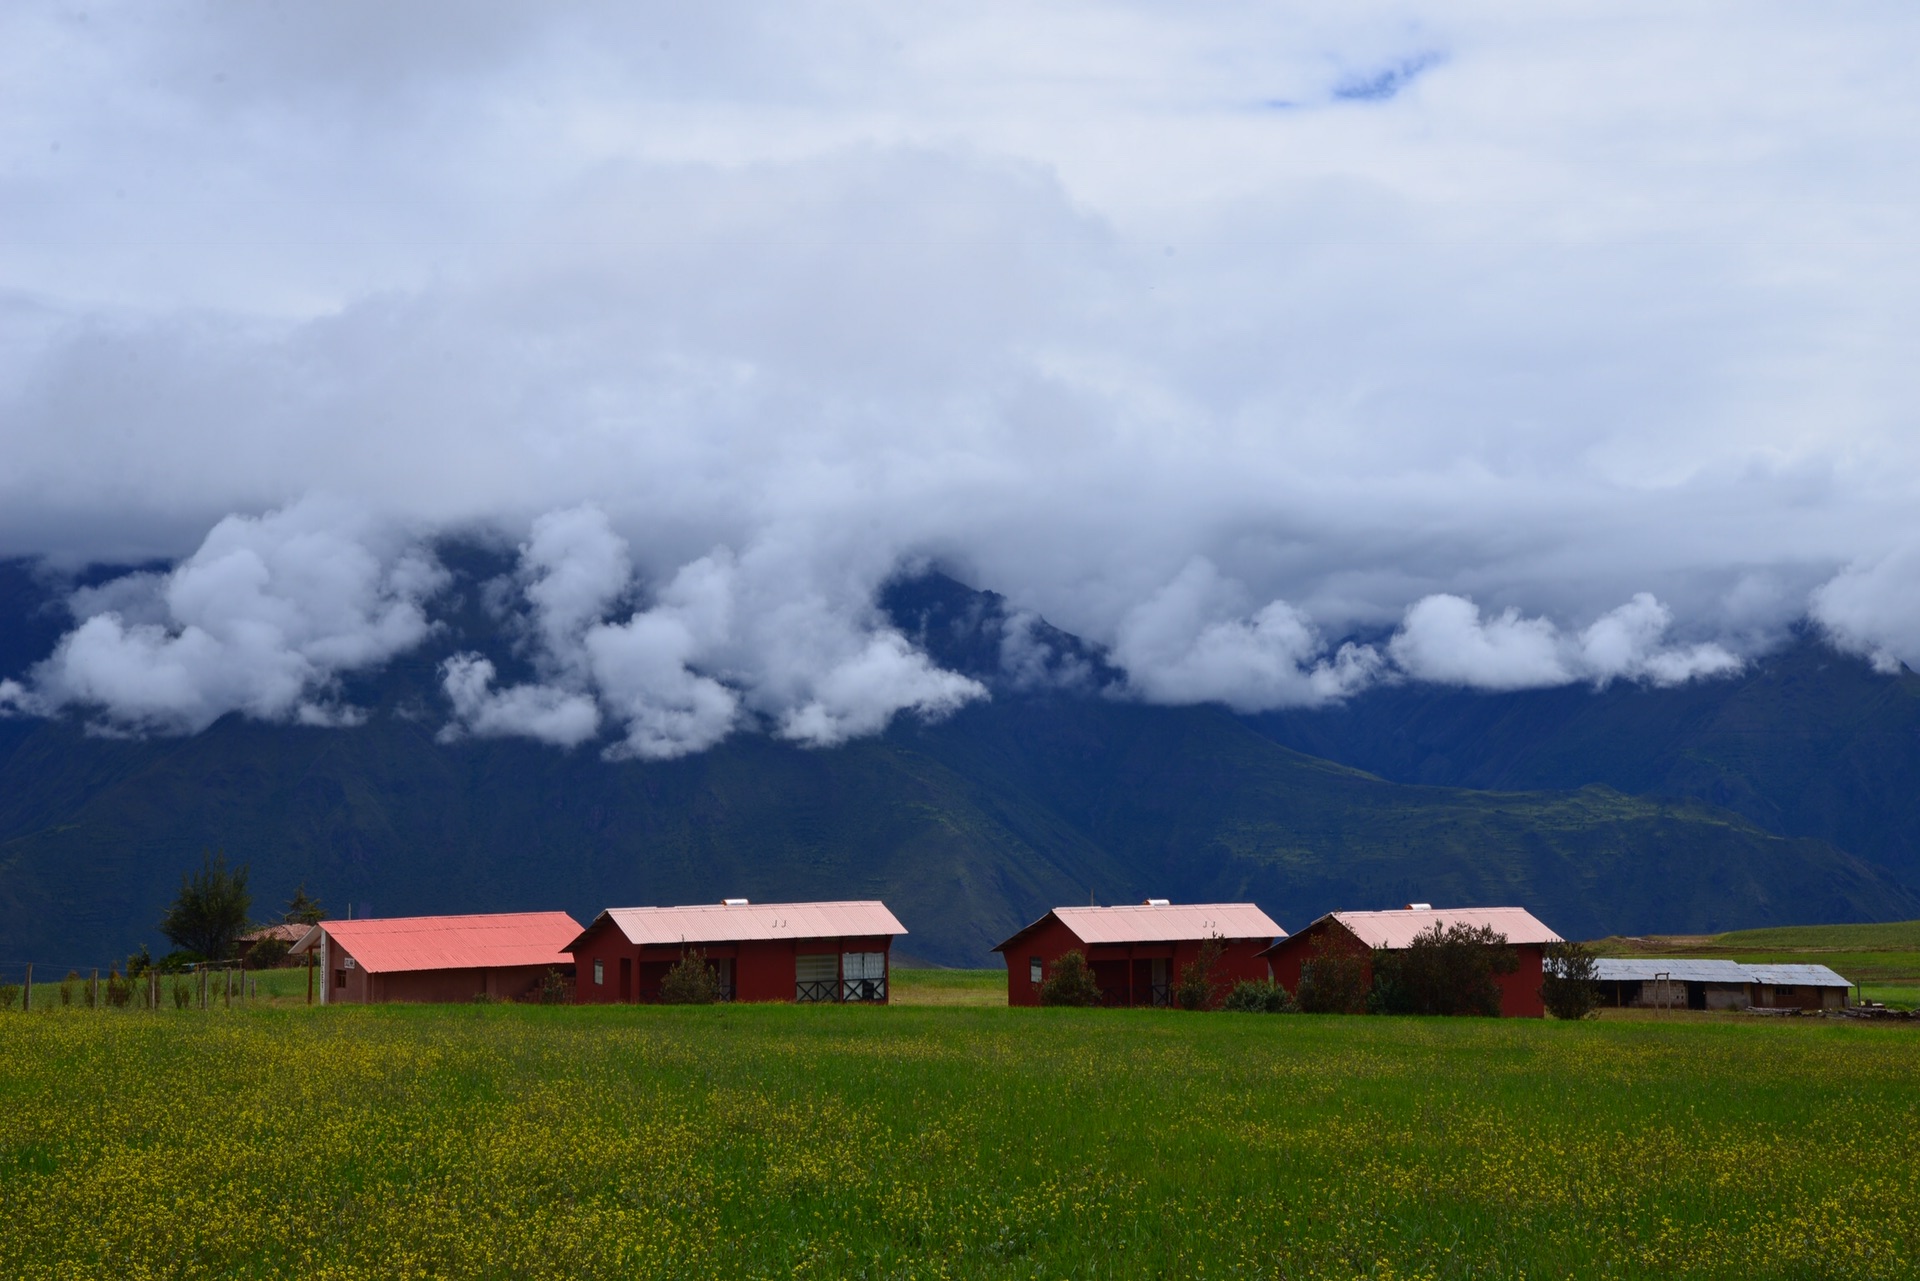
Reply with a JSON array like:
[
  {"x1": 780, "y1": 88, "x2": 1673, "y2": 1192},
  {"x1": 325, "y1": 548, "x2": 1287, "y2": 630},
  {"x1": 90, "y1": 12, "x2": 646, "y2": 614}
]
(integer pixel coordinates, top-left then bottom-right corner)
[{"x1": 3, "y1": 1002, "x2": 1916, "y2": 1278}]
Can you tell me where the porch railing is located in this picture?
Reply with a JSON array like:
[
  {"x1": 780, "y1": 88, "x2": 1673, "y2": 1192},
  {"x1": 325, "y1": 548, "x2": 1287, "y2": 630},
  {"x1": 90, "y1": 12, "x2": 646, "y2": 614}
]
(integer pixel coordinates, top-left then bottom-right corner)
[{"x1": 795, "y1": 977, "x2": 888, "y2": 1004}]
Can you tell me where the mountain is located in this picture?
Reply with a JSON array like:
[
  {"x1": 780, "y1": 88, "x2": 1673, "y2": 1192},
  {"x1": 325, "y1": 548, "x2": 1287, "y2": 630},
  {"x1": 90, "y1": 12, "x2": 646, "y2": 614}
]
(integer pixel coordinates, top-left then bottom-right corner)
[
  {"x1": 2, "y1": 562, "x2": 1915, "y2": 968},
  {"x1": 1242, "y1": 634, "x2": 1920, "y2": 882}
]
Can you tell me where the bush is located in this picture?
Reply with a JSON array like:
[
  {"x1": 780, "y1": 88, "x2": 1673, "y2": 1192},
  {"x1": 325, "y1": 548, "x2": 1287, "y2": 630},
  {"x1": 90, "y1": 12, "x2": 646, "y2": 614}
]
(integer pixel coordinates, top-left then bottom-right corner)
[
  {"x1": 0, "y1": 984, "x2": 17, "y2": 1011},
  {"x1": 1172, "y1": 936, "x2": 1227, "y2": 1010},
  {"x1": 1540, "y1": 939, "x2": 1601, "y2": 1020},
  {"x1": 1296, "y1": 934, "x2": 1370, "y2": 1014},
  {"x1": 536, "y1": 968, "x2": 572, "y2": 1005},
  {"x1": 1222, "y1": 978, "x2": 1296, "y2": 1013},
  {"x1": 247, "y1": 937, "x2": 292, "y2": 969},
  {"x1": 172, "y1": 978, "x2": 192, "y2": 1009},
  {"x1": 658, "y1": 949, "x2": 723, "y2": 1004},
  {"x1": 126, "y1": 946, "x2": 153, "y2": 979},
  {"x1": 1038, "y1": 950, "x2": 1102, "y2": 1007},
  {"x1": 104, "y1": 969, "x2": 132, "y2": 1009},
  {"x1": 1370, "y1": 923, "x2": 1518, "y2": 1017},
  {"x1": 158, "y1": 950, "x2": 205, "y2": 974},
  {"x1": 60, "y1": 973, "x2": 78, "y2": 1007}
]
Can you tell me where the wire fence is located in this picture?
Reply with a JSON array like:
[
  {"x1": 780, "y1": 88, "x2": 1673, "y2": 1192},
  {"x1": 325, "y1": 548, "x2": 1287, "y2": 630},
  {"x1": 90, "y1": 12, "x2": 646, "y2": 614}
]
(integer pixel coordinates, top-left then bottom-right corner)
[{"x1": 0, "y1": 957, "x2": 312, "y2": 1012}]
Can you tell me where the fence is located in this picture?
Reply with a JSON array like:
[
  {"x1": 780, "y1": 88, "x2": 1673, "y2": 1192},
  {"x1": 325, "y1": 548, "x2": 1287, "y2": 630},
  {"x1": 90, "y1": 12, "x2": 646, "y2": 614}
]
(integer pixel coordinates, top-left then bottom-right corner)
[{"x1": 0, "y1": 958, "x2": 291, "y2": 1013}]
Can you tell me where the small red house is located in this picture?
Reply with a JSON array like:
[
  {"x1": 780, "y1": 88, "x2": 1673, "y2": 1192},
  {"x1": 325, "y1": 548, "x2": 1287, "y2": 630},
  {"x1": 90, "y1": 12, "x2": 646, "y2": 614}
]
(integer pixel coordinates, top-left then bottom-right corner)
[
  {"x1": 1260, "y1": 905, "x2": 1562, "y2": 1018},
  {"x1": 992, "y1": 900, "x2": 1284, "y2": 1008},
  {"x1": 289, "y1": 911, "x2": 582, "y2": 1004},
  {"x1": 567, "y1": 899, "x2": 906, "y2": 1004}
]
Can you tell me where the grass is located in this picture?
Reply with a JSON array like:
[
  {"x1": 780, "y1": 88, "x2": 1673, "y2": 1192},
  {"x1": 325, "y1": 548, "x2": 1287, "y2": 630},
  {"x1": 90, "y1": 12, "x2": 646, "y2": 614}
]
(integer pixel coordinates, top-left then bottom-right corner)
[
  {"x1": 3, "y1": 1001, "x2": 1917, "y2": 1279},
  {"x1": 1590, "y1": 918, "x2": 1920, "y2": 1009}
]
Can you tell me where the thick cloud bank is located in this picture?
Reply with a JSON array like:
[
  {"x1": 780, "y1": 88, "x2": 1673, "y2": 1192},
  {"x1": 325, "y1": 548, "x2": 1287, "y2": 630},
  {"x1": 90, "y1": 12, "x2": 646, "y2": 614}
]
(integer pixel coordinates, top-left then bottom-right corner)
[{"x1": 4, "y1": 3, "x2": 1919, "y2": 736}]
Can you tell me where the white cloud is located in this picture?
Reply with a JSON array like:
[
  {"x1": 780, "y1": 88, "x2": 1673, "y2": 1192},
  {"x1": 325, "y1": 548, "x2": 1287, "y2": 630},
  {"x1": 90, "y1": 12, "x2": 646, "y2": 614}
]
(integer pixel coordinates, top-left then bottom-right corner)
[
  {"x1": 1390, "y1": 592, "x2": 1741, "y2": 691},
  {"x1": 438, "y1": 653, "x2": 601, "y2": 748},
  {"x1": 8, "y1": 497, "x2": 444, "y2": 733},
  {"x1": 1810, "y1": 546, "x2": 1920, "y2": 674}
]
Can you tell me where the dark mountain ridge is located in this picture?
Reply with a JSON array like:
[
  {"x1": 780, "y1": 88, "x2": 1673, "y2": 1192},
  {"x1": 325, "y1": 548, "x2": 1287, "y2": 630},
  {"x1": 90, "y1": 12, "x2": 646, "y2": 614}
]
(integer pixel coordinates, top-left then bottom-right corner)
[{"x1": 2, "y1": 556, "x2": 1915, "y2": 968}]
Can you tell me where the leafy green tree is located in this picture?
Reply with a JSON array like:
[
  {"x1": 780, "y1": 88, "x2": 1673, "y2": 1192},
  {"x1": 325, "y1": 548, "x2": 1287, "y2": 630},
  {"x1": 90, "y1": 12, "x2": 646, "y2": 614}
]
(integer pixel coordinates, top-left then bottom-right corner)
[
  {"x1": 283, "y1": 883, "x2": 325, "y2": 925},
  {"x1": 1370, "y1": 922, "x2": 1517, "y2": 1017},
  {"x1": 1540, "y1": 939, "x2": 1601, "y2": 1020},
  {"x1": 658, "y1": 949, "x2": 723, "y2": 1004},
  {"x1": 1037, "y1": 949, "x2": 1102, "y2": 1007},
  {"x1": 1296, "y1": 932, "x2": 1369, "y2": 1014},
  {"x1": 158, "y1": 850, "x2": 252, "y2": 962}
]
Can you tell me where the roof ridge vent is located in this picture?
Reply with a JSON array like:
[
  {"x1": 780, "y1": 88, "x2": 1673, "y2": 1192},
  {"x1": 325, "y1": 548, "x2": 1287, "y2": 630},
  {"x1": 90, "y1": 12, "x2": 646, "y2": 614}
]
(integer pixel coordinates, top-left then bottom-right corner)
[
  {"x1": 1144, "y1": 898, "x2": 1172, "y2": 907},
  {"x1": 1405, "y1": 902, "x2": 1433, "y2": 911},
  {"x1": 722, "y1": 898, "x2": 749, "y2": 906}
]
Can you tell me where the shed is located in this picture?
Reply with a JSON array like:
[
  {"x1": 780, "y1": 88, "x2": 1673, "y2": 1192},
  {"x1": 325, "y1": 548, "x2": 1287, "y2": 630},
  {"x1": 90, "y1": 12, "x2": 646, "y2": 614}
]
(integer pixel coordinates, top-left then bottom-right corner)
[
  {"x1": 566, "y1": 900, "x2": 907, "y2": 1004},
  {"x1": 236, "y1": 922, "x2": 309, "y2": 963},
  {"x1": 288, "y1": 912, "x2": 581, "y2": 1004},
  {"x1": 1590, "y1": 957, "x2": 1752, "y2": 1011},
  {"x1": 991, "y1": 901, "x2": 1283, "y2": 1008},
  {"x1": 1260, "y1": 905, "x2": 1562, "y2": 1018},
  {"x1": 1739, "y1": 963, "x2": 1852, "y2": 1011}
]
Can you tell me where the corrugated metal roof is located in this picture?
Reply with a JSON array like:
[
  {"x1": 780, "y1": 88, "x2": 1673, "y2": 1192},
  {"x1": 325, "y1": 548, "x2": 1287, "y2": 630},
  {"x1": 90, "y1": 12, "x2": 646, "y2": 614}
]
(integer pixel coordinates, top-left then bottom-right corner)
[
  {"x1": 580, "y1": 900, "x2": 907, "y2": 949},
  {"x1": 241, "y1": 923, "x2": 310, "y2": 945},
  {"x1": 1592, "y1": 957, "x2": 1751, "y2": 983},
  {"x1": 301, "y1": 912, "x2": 583, "y2": 974},
  {"x1": 993, "y1": 903, "x2": 1284, "y2": 951},
  {"x1": 1325, "y1": 906, "x2": 1562, "y2": 949},
  {"x1": 1739, "y1": 963, "x2": 1851, "y2": 988},
  {"x1": 1588, "y1": 958, "x2": 1853, "y2": 987}
]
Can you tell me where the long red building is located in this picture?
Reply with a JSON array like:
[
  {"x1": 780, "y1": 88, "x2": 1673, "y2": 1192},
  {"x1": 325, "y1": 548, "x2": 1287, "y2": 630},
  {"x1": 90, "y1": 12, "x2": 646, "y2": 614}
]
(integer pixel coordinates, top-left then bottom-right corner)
[
  {"x1": 290, "y1": 911, "x2": 582, "y2": 1004},
  {"x1": 1260, "y1": 905, "x2": 1561, "y2": 1017},
  {"x1": 566, "y1": 899, "x2": 906, "y2": 1004},
  {"x1": 992, "y1": 901, "x2": 1284, "y2": 1007}
]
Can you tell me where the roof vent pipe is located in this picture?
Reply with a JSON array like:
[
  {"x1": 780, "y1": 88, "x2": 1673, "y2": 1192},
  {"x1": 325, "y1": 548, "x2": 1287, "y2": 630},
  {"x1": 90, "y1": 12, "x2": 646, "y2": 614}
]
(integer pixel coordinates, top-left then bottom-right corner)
[
  {"x1": 722, "y1": 898, "x2": 749, "y2": 906},
  {"x1": 1405, "y1": 903, "x2": 1433, "y2": 911},
  {"x1": 1145, "y1": 898, "x2": 1171, "y2": 907}
]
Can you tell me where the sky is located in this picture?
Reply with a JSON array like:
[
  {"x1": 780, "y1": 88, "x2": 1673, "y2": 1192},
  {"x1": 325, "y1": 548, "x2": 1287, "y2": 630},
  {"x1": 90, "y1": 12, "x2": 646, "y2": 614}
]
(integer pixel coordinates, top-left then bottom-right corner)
[{"x1": 3, "y1": 2, "x2": 1918, "y2": 754}]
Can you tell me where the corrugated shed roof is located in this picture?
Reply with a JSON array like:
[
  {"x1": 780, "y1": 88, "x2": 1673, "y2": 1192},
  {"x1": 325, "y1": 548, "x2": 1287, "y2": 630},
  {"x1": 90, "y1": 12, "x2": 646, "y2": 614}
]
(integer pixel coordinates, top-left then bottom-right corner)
[
  {"x1": 1321, "y1": 906, "x2": 1562, "y2": 949},
  {"x1": 1740, "y1": 963, "x2": 1851, "y2": 987},
  {"x1": 580, "y1": 901, "x2": 907, "y2": 949},
  {"x1": 993, "y1": 903, "x2": 1284, "y2": 951},
  {"x1": 241, "y1": 923, "x2": 310, "y2": 945},
  {"x1": 301, "y1": 912, "x2": 582, "y2": 974},
  {"x1": 1591, "y1": 957, "x2": 1751, "y2": 983}
]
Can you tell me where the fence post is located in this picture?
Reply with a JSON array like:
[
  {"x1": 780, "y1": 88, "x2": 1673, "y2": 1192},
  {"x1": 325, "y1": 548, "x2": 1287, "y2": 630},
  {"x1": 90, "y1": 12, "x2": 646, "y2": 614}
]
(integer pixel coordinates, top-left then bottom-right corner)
[
  {"x1": 90, "y1": 968, "x2": 98, "y2": 1010},
  {"x1": 22, "y1": 964, "x2": 30, "y2": 1012},
  {"x1": 307, "y1": 950, "x2": 314, "y2": 1005}
]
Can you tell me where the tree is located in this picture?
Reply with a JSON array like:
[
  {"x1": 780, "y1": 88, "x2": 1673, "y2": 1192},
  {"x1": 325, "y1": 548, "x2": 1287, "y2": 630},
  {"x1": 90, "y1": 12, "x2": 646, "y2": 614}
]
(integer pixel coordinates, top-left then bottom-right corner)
[
  {"x1": 283, "y1": 883, "x2": 325, "y2": 925},
  {"x1": 1038, "y1": 949, "x2": 1102, "y2": 1007},
  {"x1": 658, "y1": 949, "x2": 723, "y2": 1004},
  {"x1": 1370, "y1": 922, "x2": 1518, "y2": 1017},
  {"x1": 158, "y1": 850, "x2": 252, "y2": 962},
  {"x1": 1296, "y1": 931, "x2": 1369, "y2": 1014},
  {"x1": 1173, "y1": 935, "x2": 1227, "y2": 1010},
  {"x1": 1540, "y1": 939, "x2": 1601, "y2": 1020}
]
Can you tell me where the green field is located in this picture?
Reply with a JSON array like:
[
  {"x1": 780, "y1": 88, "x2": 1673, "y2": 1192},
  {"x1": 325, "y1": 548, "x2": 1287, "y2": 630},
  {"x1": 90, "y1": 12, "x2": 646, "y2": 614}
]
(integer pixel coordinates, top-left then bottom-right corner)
[
  {"x1": 1591, "y1": 919, "x2": 1920, "y2": 1008},
  {"x1": 4, "y1": 999, "x2": 1917, "y2": 1280}
]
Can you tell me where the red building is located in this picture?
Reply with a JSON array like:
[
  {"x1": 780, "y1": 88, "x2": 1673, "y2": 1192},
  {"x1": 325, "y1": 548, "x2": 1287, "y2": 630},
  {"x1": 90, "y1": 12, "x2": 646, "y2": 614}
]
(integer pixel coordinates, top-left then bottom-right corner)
[
  {"x1": 992, "y1": 900, "x2": 1284, "y2": 1008},
  {"x1": 566, "y1": 899, "x2": 906, "y2": 1004},
  {"x1": 289, "y1": 912, "x2": 581, "y2": 1004},
  {"x1": 1260, "y1": 905, "x2": 1562, "y2": 1017}
]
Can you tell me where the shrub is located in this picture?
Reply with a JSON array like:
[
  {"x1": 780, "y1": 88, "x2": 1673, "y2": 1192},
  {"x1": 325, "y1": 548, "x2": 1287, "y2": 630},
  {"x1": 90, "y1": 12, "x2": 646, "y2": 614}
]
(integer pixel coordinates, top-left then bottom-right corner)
[
  {"x1": 1222, "y1": 978, "x2": 1296, "y2": 1013},
  {"x1": 0, "y1": 984, "x2": 17, "y2": 1011},
  {"x1": 1297, "y1": 933, "x2": 1370, "y2": 1014},
  {"x1": 126, "y1": 946, "x2": 153, "y2": 979},
  {"x1": 471, "y1": 993, "x2": 503, "y2": 1005},
  {"x1": 103, "y1": 969, "x2": 132, "y2": 1009},
  {"x1": 248, "y1": 937, "x2": 292, "y2": 969},
  {"x1": 1172, "y1": 936, "x2": 1228, "y2": 1010},
  {"x1": 658, "y1": 950, "x2": 723, "y2": 1005},
  {"x1": 60, "y1": 973, "x2": 78, "y2": 1007},
  {"x1": 1370, "y1": 923, "x2": 1518, "y2": 1017},
  {"x1": 172, "y1": 978, "x2": 192, "y2": 1010},
  {"x1": 536, "y1": 968, "x2": 572, "y2": 1005},
  {"x1": 1541, "y1": 939, "x2": 1601, "y2": 1020},
  {"x1": 158, "y1": 950, "x2": 205, "y2": 974},
  {"x1": 1037, "y1": 950, "x2": 1102, "y2": 1007}
]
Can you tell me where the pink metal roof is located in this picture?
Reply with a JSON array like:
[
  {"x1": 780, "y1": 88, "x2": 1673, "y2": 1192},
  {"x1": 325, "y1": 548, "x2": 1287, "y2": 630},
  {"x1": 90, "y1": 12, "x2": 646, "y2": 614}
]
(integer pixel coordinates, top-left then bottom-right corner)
[
  {"x1": 994, "y1": 903, "x2": 1284, "y2": 951},
  {"x1": 578, "y1": 900, "x2": 907, "y2": 950},
  {"x1": 1319, "y1": 906, "x2": 1561, "y2": 950},
  {"x1": 298, "y1": 912, "x2": 583, "y2": 974}
]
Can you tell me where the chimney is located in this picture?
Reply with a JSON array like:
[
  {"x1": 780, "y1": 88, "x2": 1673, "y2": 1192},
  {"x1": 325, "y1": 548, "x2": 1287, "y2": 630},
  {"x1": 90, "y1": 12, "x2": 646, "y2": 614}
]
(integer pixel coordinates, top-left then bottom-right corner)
[
  {"x1": 1405, "y1": 902, "x2": 1433, "y2": 911},
  {"x1": 1144, "y1": 898, "x2": 1171, "y2": 907}
]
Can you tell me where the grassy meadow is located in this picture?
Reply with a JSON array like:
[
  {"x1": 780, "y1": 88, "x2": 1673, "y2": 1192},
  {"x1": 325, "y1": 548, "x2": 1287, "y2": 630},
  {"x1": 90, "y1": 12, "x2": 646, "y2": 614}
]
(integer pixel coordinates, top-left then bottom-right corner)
[{"x1": 3, "y1": 990, "x2": 1917, "y2": 1280}]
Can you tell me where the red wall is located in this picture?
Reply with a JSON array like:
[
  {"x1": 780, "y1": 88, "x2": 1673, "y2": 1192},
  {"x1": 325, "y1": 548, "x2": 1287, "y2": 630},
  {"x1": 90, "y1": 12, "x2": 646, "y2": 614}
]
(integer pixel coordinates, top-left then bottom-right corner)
[
  {"x1": 1263, "y1": 922, "x2": 1547, "y2": 1017},
  {"x1": 569, "y1": 921, "x2": 894, "y2": 1004},
  {"x1": 321, "y1": 937, "x2": 562, "y2": 1004},
  {"x1": 1000, "y1": 915, "x2": 1274, "y2": 1008}
]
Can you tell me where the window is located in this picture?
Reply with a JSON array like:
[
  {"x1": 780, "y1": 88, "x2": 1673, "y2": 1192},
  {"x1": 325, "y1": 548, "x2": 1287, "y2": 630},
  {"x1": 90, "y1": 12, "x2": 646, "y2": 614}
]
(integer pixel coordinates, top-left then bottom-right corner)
[
  {"x1": 593, "y1": 959, "x2": 604, "y2": 986},
  {"x1": 796, "y1": 953, "x2": 837, "y2": 1002},
  {"x1": 842, "y1": 952, "x2": 886, "y2": 1001},
  {"x1": 334, "y1": 969, "x2": 346, "y2": 989},
  {"x1": 1030, "y1": 956, "x2": 1043, "y2": 984}
]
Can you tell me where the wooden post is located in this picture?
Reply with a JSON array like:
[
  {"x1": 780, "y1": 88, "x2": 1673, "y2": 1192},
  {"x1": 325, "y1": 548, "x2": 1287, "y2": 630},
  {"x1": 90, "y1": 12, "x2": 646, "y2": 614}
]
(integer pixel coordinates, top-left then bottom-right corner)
[
  {"x1": 22, "y1": 963, "x2": 30, "y2": 1012},
  {"x1": 306, "y1": 949, "x2": 314, "y2": 1006},
  {"x1": 90, "y1": 968, "x2": 98, "y2": 1010}
]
